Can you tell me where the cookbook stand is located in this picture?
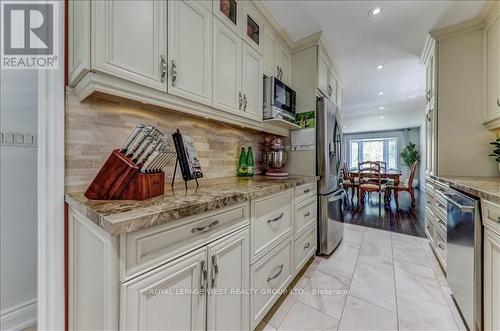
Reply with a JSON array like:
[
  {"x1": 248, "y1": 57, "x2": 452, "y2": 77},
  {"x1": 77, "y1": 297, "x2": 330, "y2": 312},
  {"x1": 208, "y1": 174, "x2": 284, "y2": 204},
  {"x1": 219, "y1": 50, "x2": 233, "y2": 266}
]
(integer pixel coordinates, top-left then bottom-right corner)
[{"x1": 171, "y1": 156, "x2": 199, "y2": 190}]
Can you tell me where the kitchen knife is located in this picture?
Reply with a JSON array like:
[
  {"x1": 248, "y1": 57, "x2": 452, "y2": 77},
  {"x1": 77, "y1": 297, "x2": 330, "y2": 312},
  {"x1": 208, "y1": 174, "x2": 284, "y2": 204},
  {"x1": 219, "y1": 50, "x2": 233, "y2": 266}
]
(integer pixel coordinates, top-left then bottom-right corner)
[
  {"x1": 126, "y1": 125, "x2": 153, "y2": 156},
  {"x1": 149, "y1": 152, "x2": 168, "y2": 172},
  {"x1": 132, "y1": 135, "x2": 154, "y2": 162},
  {"x1": 120, "y1": 124, "x2": 144, "y2": 153},
  {"x1": 141, "y1": 141, "x2": 168, "y2": 172},
  {"x1": 136, "y1": 138, "x2": 161, "y2": 165}
]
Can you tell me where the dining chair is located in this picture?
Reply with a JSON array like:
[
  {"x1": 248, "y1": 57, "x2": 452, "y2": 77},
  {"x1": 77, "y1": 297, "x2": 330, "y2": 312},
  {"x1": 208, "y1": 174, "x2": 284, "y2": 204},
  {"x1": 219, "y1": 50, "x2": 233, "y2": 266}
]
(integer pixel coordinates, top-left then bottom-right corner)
[
  {"x1": 341, "y1": 162, "x2": 358, "y2": 202},
  {"x1": 358, "y1": 162, "x2": 385, "y2": 207},
  {"x1": 386, "y1": 161, "x2": 417, "y2": 209}
]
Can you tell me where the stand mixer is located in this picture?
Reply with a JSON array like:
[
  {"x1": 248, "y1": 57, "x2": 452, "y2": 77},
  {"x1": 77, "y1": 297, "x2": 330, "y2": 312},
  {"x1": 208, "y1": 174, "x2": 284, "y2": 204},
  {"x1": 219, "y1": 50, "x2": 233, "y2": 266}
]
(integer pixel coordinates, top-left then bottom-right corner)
[{"x1": 264, "y1": 137, "x2": 289, "y2": 177}]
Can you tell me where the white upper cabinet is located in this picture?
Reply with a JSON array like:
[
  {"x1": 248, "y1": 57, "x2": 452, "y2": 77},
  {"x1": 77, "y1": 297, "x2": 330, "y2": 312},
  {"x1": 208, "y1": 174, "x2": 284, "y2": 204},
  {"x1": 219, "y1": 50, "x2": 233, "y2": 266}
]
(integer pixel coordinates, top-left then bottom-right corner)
[
  {"x1": 317, "y1": 45, "x2": 330, "y2": 97},
  {"x1": 328, "y1": 72, "x2": 337, "y2": 104},
  {"x1": 92, "y1": 0, "x2": 167, "y2": 91},
  {"x1": 213, "y1": 0, "x2": 242, "y2": 34},
  {"x1": 277, "y1": 44, "x2": 291, "y2": 85},
  {"x1": 263, "y1": 29, "x2": 277, "y2": 77},
  {"x1": 121, "y1": 248, "x2": 207, "y2": 330},
  {"x1": 68, "y1": 0, "x2": 90, "y2": 86},
  {"x1": 242, "y1": 43, "x2": 263, "y2": 121},
  {"x1": 213, "y1": 19, "x2": 243, "y2": 114},
  {"x1": 484, "y1": 10, "x2": 500, "y2": 124},
  {"x1": 241, "y1": 2, "x2": 264, "y2": 54},
  {"x1": 168, "y1": 0, "x2": 213, "y2": 106},
  {"x1": 207, "y1": 228, "x2": 250, "y2": 331}
]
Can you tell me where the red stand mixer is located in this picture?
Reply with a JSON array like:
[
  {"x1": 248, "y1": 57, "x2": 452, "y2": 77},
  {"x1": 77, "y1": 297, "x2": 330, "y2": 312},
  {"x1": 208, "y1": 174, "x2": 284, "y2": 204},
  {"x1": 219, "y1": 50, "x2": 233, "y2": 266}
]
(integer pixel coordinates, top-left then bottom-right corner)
[{"x1": 264, "y1": 137, "x2": 289, "y2": 177}]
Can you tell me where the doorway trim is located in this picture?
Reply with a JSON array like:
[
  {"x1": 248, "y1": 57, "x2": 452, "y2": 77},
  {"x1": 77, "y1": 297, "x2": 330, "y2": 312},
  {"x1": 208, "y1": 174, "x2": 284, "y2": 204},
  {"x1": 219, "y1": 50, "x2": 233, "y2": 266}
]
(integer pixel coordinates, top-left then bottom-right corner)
[{"x1": 37, "y1": 1, "x2": 66, "y2": 329}]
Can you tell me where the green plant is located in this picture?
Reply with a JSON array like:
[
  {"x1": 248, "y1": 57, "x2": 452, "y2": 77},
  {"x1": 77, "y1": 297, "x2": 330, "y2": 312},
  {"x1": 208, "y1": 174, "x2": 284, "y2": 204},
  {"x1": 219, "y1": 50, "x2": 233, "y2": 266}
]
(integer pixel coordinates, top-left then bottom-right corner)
[
  {"x1": 400, "y1": 143, "x2": 420, "y2": 167},
  {"x1": 489, "y1": 137, "x2": 500, "y2": 163}
]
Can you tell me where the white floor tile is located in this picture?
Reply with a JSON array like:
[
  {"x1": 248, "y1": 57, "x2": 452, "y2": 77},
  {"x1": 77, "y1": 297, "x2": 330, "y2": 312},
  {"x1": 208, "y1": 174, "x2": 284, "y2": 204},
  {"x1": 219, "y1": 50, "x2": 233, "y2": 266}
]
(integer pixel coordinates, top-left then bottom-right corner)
[
  {"x1": 278, "y1": 301, "x2": 339, "y2": 331},
  {"x1": 338, "y1": 296, "x2": 397, "y2": 331}
]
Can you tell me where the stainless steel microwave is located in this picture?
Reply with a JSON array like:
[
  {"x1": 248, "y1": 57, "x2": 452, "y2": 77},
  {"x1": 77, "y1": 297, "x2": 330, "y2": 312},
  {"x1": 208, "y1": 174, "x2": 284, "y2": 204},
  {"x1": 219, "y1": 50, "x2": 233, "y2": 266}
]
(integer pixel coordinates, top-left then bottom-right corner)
[{"x1": 263, "y1": 76, "x2": 296, "y2": 122}]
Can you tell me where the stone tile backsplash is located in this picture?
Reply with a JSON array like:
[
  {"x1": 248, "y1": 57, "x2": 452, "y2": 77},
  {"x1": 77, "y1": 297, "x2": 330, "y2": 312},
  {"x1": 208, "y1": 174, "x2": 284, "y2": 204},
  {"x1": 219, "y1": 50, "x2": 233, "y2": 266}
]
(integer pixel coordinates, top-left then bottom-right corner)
[{"x1": 65, "y1": 92, "x2": 275, "y2": 193}]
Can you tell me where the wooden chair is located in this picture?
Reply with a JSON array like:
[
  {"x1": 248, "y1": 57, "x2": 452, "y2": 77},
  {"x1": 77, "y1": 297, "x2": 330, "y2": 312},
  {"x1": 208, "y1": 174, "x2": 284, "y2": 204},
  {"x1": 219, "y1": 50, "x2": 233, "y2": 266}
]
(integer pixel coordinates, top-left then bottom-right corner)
[
  {"x1": 341, "y1": 162, "x2": 358, "y2": 202},
  {"x1": 386, "y1": 161, "x2": 417, "y2": 209},
  {"x1": 358, "y1": 162, "x2": 385, "y2": 207}
]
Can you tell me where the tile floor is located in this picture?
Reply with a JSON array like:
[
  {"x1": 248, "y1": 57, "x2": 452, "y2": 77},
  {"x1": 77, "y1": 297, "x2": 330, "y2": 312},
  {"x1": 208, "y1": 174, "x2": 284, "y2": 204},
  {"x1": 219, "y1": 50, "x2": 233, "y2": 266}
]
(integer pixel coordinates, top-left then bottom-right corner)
[{"x1": 257, "y1": 224, "x2": 467, "y2": 331}]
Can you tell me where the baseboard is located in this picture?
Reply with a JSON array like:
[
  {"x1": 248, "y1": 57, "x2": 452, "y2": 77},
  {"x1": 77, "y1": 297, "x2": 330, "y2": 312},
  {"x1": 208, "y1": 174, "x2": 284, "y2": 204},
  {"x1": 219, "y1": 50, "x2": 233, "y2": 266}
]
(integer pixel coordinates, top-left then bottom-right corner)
[{"x1": 0, "y1": 299, "x2": 37, "y2": 331}]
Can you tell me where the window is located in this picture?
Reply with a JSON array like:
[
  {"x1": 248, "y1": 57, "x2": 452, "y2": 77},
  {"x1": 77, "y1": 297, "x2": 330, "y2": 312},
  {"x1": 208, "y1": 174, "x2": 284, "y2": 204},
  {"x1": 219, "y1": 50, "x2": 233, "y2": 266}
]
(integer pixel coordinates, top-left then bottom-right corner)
[{"x1": 349, "y1": 138, "x2": 398, "y2": 170}]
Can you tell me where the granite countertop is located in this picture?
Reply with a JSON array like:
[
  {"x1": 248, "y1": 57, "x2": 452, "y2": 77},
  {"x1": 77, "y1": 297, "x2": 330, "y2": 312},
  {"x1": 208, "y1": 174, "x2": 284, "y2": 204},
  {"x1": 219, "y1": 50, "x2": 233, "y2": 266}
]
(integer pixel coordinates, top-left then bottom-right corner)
[
  {"x1": 431, "y1": 175, "x2": 500, "y2": 204},
  {"x1": 65, "y1": 175, "x2": 317, "y2": 236}
]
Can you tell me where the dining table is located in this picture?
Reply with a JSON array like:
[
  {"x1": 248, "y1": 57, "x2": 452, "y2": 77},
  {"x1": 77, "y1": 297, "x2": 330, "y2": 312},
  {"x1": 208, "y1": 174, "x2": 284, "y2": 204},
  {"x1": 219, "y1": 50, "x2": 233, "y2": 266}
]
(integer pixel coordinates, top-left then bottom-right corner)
[{"x1": 349, "y1": 169, "x2": 403, "y2": 204}]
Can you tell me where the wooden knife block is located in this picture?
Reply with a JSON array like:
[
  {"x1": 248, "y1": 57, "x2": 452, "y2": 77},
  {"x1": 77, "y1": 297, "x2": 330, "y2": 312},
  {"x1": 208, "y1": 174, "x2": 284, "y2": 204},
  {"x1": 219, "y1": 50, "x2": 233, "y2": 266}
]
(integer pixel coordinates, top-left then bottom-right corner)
[{"x1": 84, "y1": 149, "x2": 165, "y2": 200}]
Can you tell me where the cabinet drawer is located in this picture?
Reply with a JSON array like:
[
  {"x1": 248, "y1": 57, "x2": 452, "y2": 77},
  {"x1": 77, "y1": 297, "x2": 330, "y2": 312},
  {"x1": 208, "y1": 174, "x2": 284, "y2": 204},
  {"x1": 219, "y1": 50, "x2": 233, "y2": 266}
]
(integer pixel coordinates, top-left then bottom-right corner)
[
  {"x1": 482, "y1": 199, "x2": 500, "y2": 235},
  {"x1": 294, "y1": 224, "x2": 316, "y2": 273},
  {"x1": 425, "y1": 216, "x2": 435, "y2": 245},
  {"x1": 295, "y1": 196, "x2": 317, "y2": 235},
  {"x1": 295, "y1": 182, "x2": 317, "y2": 202},
  {"x1": 251, "y1": 190, "x2": 293, "y2": 260},
  {"x1": 434, "y1": 230, "x2": 447, "y2": 267},
  {"x1": 434, "y1": 180, "x2": 449, "y2": 195},
  {"x1": 122, "y1": 203, "x2": 249, "y2": 280},
  {"x1": 251, "y1": 238, "x2": 293, "y2": 326}
]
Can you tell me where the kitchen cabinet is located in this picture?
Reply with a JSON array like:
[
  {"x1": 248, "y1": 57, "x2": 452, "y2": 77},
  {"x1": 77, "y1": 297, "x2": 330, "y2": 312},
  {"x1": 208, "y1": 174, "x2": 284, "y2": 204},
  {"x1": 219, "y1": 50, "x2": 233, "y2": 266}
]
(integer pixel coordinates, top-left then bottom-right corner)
[
  {"x1": 68, "y1": 0, "x2": 90, "y2": 86},
  {"x1": 484, "y1": 5, "x2": 500, "y2": 127},
  {"x1": 167, "y1": 0, "x2": 213, "y2": 106},
  {"x1": 213, "y1": 19, "x2": 263, "y2": 121},
  {"x1": 241, "y1": 43, "x2": 263, "y2": 121},
  {"x1": 483, "y1": 227, "x2": 500, "y2": 331},
  {"x1": 207, "y1": 228, "x2": 250, "y2": 331},
  {"x1": 277, "y1": 44, "x2": 291, "y2": 85},
  {"x1": 425, "y1": 108, "x2": 437, "y2": 175},
  {"x1": 121, "y1": 248, "x2": 207, "y2": 330},
  {"x1": 241, "y1": 2, "x2": 264, "y2": 54},
  {"x1": 317, "y1": 45, "x2": 330, "y2": 97},
  {"x1": 263, "y1": 28, "x2": 291, "y2": 85},
  {"x1": 213, "y1": 19, "x2": 242, "y2": 114},
  {"x1": 213, "y1": 0, "x2": 241, "y2": 35},
  {"x1": 92, "y1": 0, "x2": 167, "y2": 91},
  {"x1": 328, "y1": 72, "x2": 338, "y2": 105},
  {"x1": 425, "y1": 51, "x2": 437, "y2": 110}
]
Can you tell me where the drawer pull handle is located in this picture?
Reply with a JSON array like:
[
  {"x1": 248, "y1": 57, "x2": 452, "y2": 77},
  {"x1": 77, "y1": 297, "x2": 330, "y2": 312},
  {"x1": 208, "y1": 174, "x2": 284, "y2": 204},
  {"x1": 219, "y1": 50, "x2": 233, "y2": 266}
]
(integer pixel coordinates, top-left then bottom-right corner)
[
  {"x1": 304, "y1": 242, "x2": 310, "y2": 249},
  {"x1": 303, "y1": 188, "x2": 311, "y2": 193},
  {"x1": 267, "y1": 213, "x2": 284, "y2": 224},
  {"x1": 267, "y1": 264, "x2": 284, "y2": 282},
  {"x1": 497, "y1": 217, "x2": 500, "y2": 223},
  {"x1": 191, "y1": 220, "x2": 219, "y2": 233},
  {"x1": 211, "y1": 255, "x2": 219, "y2": 288},
  {"x1": 438, "y1": 243, "x2": 445, "y2": 250},
  {"x1": 304, "y1": 211, "x2": 311, "y2": 217},
  {"x1": 200, "y1": 260, "x2": 207, "y2": 293},
  {"x1": 438, "y1": 219, "x2": 446, "y2": 227}
]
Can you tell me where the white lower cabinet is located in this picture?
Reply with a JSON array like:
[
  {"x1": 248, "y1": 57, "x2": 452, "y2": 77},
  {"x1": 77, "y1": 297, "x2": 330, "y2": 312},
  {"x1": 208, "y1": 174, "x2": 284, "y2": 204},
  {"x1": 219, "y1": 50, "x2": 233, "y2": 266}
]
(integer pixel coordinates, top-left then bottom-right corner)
[
  {"x1": 484, "y1": 226, "x2": 500, "y2": 331},
  {"x1": 207, "y1": 228, "x2": 250, "y2": 331},
  {"x1": 121, "y1": 248, "x2": 207, "y2": 330}
]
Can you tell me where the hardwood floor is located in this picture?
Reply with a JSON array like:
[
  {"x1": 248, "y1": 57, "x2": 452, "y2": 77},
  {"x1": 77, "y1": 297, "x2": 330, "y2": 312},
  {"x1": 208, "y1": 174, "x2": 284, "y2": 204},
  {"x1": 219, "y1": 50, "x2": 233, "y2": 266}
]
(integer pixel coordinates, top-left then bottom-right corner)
[{"x1": 343, "y1": 188, "x2": 426, "y2": 238}]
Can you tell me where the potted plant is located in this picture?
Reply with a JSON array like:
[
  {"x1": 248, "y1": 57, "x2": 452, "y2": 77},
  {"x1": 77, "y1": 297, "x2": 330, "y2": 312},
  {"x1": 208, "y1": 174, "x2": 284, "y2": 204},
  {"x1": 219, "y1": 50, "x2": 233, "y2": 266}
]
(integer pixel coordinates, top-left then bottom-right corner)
[
  {"x1": 400, "y1": 143, "x2": 420, "y2": 187},
  {"x1": 489, "y1": 137, "x2": 500, "y2": 172}
]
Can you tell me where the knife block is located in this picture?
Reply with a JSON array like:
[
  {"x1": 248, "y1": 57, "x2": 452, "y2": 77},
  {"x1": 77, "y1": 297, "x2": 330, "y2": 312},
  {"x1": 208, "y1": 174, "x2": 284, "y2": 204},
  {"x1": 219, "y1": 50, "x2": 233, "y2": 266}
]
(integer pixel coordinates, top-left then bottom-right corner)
[{"x1": 84, "y1": 149, "x2": 165, "y2": 200}]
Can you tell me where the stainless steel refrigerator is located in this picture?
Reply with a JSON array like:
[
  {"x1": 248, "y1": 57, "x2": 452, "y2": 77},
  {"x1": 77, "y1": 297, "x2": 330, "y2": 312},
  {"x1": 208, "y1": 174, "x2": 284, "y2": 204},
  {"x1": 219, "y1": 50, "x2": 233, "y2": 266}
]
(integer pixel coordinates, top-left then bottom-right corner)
[{"x1": 317, "y1": 97, "x2": 345, "y2": 255}]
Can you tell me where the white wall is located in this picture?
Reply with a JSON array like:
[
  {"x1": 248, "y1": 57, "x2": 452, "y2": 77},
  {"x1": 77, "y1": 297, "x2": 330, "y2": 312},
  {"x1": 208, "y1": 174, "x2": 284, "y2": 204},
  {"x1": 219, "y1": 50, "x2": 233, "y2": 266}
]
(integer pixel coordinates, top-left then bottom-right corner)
[
  {"x1": 344, "y1": 127, "x2": 423, "y2": 186},
  {"x1": 0, "y1": 70, "x2": 38, "y2": 329}
]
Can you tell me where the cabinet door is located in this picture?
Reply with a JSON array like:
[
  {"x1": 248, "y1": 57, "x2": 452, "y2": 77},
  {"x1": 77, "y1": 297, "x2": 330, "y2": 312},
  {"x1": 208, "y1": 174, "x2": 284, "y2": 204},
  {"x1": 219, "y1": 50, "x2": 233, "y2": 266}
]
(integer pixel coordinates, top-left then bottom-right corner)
[
  {"x1": 213, "y1": 19, "x2": 242, "y2": 114},
  {"x1": 241, "y1": 43, "x2": 263, "y2": 121},
  {"x1": 263, "y1": 29, "x2": 277, "y2": 77},
  {"x1": 207, "y1": 228, "x2": 250, "y2": 331},
  {"x1": 317, "y1": 46, "x2": 330, "y2": 96},
  {"x1": 485, "y1": 16, "x2": 500, "y2": 120},
  {"x1": 213, "y1": 0, "x2": 241, "y2": 34},
  {"x1": 277, "y1": 44, "x2": 291, "y2": 85},
  {"x1": 121, "y1": 248, "x2": 207, "y2": 330},
  {"x1": 168, "y1": 0, "x2": 212, "y2": 106},
  {"x1": 68, "y1": 0, "x2": 90, "y2": 86},
  {"x1": 484, "y1": 228, "x2": 500, "y2": 331},
  {"x1": 241, "y1": 2, "x2": 264, "y2": 54},
  {"x1": 92, "y1": 1, "x2": 167, "y2": 91}
]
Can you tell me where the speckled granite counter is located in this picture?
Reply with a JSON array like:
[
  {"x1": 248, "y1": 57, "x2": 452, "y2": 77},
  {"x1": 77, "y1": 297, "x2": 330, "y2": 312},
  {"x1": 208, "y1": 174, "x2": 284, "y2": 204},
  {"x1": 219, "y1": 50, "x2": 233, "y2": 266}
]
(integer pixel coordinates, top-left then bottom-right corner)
[
  {"x1": 431, "y1": 175, "x2": 500, "y2": 204},
  {"x1": 65, "y1": 175, "x2": 317, "y2": 235}
]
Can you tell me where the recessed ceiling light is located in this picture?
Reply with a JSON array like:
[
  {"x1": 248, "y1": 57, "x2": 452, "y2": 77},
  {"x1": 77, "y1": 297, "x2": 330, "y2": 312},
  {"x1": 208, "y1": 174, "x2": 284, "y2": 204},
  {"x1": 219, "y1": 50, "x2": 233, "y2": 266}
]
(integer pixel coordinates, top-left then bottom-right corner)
[
  {"x1": 376, "y1": 64, "x2": 384, "y2": 70},
  {"x1": 380, "y1": 116, "x2": 385, "y2": 119},
  {"x1": 369, "y1": 7, "x2": 382, "y2": 16},
  {"x1": 378, "y1": 91, "x2": 384, "y2": 95},
  {"x1": 378, "y1": 106, "x2": 385, "y2": 110}
]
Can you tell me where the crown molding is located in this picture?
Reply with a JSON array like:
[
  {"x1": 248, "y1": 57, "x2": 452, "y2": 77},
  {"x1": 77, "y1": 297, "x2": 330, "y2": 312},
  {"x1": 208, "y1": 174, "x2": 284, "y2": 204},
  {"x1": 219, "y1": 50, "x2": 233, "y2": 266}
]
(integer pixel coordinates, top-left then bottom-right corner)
[
  {"x1": 253, "y1": 0, "x2": 295, "y2": 49},
  {"x1": 430, "y1": 16, "x2": 485, "y2": 41}
]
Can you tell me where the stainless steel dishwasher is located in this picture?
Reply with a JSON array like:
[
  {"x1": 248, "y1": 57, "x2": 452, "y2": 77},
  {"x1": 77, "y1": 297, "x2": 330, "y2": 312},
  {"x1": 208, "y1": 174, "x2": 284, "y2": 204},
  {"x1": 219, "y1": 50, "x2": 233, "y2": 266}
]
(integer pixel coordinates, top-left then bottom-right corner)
[{"x1": 443, "y1": 188, "x2": 482, "y2": 331}]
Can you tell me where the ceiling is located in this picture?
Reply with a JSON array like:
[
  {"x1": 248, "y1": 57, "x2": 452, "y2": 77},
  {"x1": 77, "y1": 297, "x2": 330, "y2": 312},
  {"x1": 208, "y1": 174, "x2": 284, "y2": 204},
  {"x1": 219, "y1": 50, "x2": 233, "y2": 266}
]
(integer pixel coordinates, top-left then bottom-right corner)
[{"x1": 262, "y1": 0, "x2": 485, "y2": 133}]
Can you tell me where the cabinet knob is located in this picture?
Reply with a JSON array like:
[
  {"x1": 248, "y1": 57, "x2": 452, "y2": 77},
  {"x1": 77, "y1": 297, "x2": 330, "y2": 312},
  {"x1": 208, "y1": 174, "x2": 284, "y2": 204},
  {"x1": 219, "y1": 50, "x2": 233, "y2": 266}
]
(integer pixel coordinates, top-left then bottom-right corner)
[
  {"x1": 243, "y1": 94, "x2": 248, "y2": 111},
  {"x1": 497, "y1": 98, "x2": 500, "y2": 108}
]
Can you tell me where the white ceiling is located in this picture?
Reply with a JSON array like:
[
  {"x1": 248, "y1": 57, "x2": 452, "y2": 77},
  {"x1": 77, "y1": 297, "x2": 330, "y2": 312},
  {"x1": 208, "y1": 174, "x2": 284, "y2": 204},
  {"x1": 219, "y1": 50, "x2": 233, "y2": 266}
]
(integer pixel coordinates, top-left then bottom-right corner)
[{"x1": 262, "y1": 0, "x2": 485, "y2": 133}]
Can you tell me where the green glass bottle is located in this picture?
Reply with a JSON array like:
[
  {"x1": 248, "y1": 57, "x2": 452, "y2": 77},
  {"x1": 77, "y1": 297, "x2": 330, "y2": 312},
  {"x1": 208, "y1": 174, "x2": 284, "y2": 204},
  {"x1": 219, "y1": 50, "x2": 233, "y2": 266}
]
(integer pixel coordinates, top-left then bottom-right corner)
[
  {"x1": 237, "y1": 147, "x2": 248, "y2": 177},
  {"x1": 246, "y1": 146, "x2": 254, "y2": 177}
]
